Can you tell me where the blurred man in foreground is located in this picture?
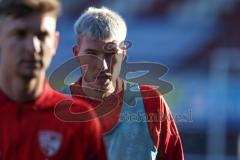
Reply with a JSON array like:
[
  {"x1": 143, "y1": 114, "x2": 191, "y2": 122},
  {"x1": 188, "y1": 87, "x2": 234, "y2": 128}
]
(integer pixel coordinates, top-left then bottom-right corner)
[
  {"x1": 69, "y1": 7, "x2": 184, "y2": 160},
  {"x1": 0, "y1": 0, "x2": 106, "y2": 159}
]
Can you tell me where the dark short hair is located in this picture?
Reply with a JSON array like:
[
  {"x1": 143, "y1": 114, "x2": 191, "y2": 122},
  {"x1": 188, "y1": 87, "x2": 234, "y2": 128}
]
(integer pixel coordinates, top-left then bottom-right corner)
[{"x1": 0, "y1": 0, "x2": 61, "y2": 18}]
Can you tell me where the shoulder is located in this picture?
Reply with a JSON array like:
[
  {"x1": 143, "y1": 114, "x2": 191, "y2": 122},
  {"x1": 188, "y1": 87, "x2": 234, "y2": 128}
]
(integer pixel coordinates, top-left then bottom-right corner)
[
  {"x1": 140, "y1": 85, "x2": 160, "y2": 98},
  {"x1": 139, "y1": 84, "x2": 181, "y2": 148},
  {"x1": 139, "y1": 84, "x2": 178, "y2": 133},
  {"x1": 51, "y1": 91, "x2": 97, "y2": 122},
  {"x1": 42, "y1": 85, "x2": 94, "y2": 119},
  {"x1": 48, "y1": 89, "x2": 102, "y2": 138},
  {"x1": 139, "y1": 84, "x2": 165, "y2": 114}
]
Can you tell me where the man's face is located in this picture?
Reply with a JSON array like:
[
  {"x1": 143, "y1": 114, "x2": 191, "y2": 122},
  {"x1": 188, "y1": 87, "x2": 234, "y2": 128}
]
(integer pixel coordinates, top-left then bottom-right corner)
[
  {"x1": 73, "y1": 36, "x2": 125, "y2": 91},
  {"x1": 0, "y1": 13, "x2": 58, "y2": 79}
]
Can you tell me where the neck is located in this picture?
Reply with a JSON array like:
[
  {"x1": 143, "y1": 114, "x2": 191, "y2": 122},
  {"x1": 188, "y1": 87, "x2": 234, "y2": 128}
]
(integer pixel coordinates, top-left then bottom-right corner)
[
  {"x1": 0, "y1": 75, "x2": 45, "y2": 103},
  {"x1": 81, "y1": 79, "x2": 117, "y2": 99}
]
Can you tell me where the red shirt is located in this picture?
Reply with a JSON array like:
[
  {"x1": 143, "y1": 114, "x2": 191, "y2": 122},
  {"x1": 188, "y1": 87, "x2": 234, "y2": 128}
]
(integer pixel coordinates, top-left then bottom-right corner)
[
  {"x1": 0, "y1": 82, "x2": 107, "y2": 160},
  {"x1": 70, "y1": 79, "x2": 184, "y2": 160}
]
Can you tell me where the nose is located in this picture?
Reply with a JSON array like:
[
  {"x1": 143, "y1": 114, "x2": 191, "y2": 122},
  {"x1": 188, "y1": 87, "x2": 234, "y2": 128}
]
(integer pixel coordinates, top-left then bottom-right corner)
[
  {"x1": 96, "y1": 55, "x2": 110, "y2": 71},
  {"x1": 102, "y1": 58, "x2": 108, "y2": 70},
  {"x1": 25, "y1": 35, "x2": 41, "y2": 55}
]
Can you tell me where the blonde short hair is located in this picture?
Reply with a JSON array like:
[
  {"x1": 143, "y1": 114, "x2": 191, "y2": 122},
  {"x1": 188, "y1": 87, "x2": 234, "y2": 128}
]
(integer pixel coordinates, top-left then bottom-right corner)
[{"x1": 74, "y1": 7, "x2": 127, "y2": 43}]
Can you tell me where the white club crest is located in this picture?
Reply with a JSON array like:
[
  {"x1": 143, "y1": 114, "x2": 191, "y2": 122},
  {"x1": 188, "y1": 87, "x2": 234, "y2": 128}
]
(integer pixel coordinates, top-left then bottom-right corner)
[{"x1": 39, "y1": 130, "x2": 62, "y2": 157}]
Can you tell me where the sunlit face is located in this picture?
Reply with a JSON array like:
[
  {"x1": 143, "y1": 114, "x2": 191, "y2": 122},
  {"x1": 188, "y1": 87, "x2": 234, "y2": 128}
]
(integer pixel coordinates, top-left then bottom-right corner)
[
  {"x1": 0, "y1": 13, "x2": 59, "y2": 80},
  {"x1": 73, "y1": 36, "x2": 126, "y2": 92}
]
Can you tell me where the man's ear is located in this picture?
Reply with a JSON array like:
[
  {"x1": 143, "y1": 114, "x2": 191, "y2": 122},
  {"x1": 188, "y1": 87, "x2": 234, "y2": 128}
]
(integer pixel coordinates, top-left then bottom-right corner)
[{"x1": 72, "y1": 45, "x2": 79, "y2": 57}]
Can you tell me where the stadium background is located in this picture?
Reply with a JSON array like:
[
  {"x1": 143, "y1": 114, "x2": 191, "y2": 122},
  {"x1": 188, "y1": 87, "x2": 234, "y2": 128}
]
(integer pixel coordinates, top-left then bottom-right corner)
[{"x1": 47, "y1": 0, "x2": 240, "y2": 159}]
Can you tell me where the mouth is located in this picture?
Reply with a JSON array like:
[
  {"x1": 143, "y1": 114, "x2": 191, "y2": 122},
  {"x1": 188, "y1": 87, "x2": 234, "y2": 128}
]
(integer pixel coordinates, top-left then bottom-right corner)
[
  {"x1": 98, "y1": 75, "x2": 111, "y2": 79},
  {"x1": 96, "y1": 74, "x2": 112, "y2": 80},
  {"x1": 93, "y1": 73, "x2": 111, "y2": 86}
]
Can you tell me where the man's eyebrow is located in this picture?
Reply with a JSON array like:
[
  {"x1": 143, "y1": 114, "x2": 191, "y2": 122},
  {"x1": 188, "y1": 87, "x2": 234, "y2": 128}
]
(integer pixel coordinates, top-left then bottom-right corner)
[
  {"x1": 84, "y1": 48, "x2": 116, "y2": 54},
  {"x1": 84, "y1": 49, "x2": 99, "y2": 52}
]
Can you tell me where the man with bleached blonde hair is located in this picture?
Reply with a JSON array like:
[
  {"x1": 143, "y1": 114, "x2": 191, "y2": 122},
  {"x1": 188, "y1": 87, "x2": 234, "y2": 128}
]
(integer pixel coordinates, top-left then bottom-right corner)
[{"x1": 70, "y1": 6, "x2": 184, "y2": 160}]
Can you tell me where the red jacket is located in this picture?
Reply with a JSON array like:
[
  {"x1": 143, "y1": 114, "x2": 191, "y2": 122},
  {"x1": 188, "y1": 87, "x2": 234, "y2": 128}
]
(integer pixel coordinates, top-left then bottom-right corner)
[
  {"x1": 0, "y1": 82, "x2": 107, "y2": 160},
  {"x1": 70, "y1": 79, "x2": 184, "y2": 160}
]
